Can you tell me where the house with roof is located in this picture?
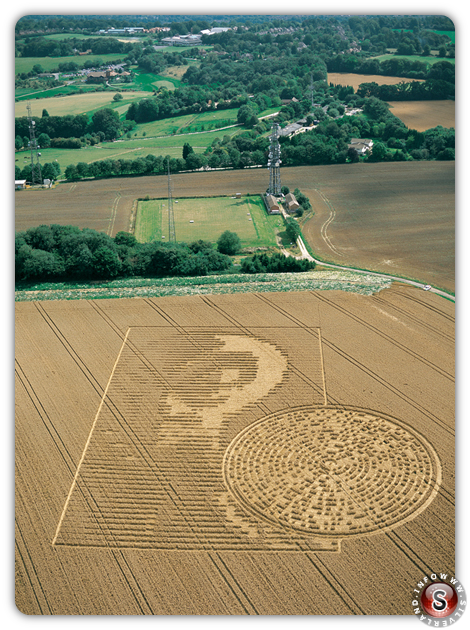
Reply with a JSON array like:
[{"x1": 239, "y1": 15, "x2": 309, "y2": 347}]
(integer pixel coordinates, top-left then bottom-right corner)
[
  {"x1": 285, "y1": 193, "x2": 300, "y2": 213},
  {"x1": 348, "y1": 138, "x2": 374, "y2": 155}
]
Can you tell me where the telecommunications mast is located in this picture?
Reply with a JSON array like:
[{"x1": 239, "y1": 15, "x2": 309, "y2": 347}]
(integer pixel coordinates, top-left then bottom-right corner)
[
  {"x1": 267, "y1": 123, "x2": 282, "y2": 196},
  {"x1": 26, "y1": 101, "x2": 42, "y2": 186}
]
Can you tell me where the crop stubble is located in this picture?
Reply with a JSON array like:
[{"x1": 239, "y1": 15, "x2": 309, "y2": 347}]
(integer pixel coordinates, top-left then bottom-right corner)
[{"x1": 15, "y1": 287, "x2": 454, "y2": 615}]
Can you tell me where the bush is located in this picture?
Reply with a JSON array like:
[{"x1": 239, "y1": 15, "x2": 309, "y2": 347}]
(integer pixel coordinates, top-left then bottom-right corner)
[{"x1": 217, "y1": 230, "x2": 241, "y2": 256}]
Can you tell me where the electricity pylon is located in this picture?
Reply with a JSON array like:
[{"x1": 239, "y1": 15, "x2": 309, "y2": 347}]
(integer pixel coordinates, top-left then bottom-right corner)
[{"x1": 27, "y1": 101, "x2": 42, "y2": 185}]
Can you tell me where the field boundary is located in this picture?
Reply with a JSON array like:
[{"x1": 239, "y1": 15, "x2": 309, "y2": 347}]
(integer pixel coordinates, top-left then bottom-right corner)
[{"x1": 51, "y1": 327, "x2": 131, "y2": 546}]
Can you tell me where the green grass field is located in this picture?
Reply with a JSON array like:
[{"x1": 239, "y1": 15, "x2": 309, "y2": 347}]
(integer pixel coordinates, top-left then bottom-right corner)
[
  {"x1": 15, "y1": 53, "x2": 126, "y2": 75},
  {"x1": 372, "y1": 53, "x2": 455, "y2": 66},
  {"x1": 15, "y1": 91, "x2": 149, "y2": 117},
  {"x1": 135, "y1": 195, "x2": 282, "y2": 248},
  {"x1": 15, "y1": 83, "x2": 274, "y2": 176}
]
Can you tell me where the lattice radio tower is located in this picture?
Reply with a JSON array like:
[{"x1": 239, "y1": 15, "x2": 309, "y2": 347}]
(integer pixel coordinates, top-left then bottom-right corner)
[
  {"x1": 267, "y1": 123, "x2": 282, "y2": 196},
  {"x1": 26, "y1": 101, "x2": 42, "y2": 186},
  {"x1": 167, "y1": 158, "x2": 176, "y2": 243}
]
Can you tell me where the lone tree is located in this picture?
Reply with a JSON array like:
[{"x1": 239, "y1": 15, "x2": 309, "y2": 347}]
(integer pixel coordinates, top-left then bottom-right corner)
[
  {"x1": 182, "y1": 142, "x2": 194, "y2": 160},
  {"x1": 217, "y1": 230, "x2": 241, "y2": 256},
  {"x1": 285, "y1": 218, "x2": 301, "y2": 243}
]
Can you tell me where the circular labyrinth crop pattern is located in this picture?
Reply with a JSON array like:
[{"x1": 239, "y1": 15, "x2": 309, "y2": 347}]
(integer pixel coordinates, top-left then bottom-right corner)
[{"x1": 223, "y1": 406, "x2": 441, "y2": 537}]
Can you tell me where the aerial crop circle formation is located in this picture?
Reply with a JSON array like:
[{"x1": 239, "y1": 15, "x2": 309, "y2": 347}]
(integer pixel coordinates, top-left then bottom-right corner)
[{"x1": 223, "y1": 406, "x2": 441, "y2": 537}]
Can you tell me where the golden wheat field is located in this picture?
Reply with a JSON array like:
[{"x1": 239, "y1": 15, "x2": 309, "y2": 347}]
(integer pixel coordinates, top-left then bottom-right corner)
[{"x1": 15, "y1": 286, "x2": 454, "y2": 615}]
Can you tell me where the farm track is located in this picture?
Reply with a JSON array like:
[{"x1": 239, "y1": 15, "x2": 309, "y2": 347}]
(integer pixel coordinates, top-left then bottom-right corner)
[
  {"x1": 15, "y1": 288, "x2": 454, "y2": 615},
  {"x1": 317, "y1": 188, "x2": 344, "y2": 258}
]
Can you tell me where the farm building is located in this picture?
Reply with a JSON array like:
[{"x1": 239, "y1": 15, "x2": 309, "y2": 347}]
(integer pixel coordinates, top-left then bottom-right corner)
[
  {"x1": 15, "y1": 180, "x2": 26, "y2": 190},
  {"x1": 265, "y1": 194, "x2": 281, "y2": 214},
  {"x1": 285, "y1": 193, "x2": 300, "y2": 213},
  {"x1": 86, "y1": 71, "x2": 108, "y2": 84}
]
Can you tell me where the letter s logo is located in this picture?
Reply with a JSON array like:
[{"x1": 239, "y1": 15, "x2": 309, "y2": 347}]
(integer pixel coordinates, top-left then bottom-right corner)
[{"x1": 432, "y1": 589, "x2": 448, "y2": 612}]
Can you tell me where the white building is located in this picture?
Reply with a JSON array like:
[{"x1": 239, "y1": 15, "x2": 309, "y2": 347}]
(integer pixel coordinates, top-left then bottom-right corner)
[
  {"x1": 200, "y1": 27, "x2": 232, "y2": 36},
  {"x1": 348, "y1": 138, "x2": 374, "y2": 155},
  {"x1": 162, "y1": 34, "x2": 202, "y2": 46}
]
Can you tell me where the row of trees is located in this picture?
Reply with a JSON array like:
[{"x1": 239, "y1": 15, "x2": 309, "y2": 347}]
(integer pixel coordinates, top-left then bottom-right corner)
[
  {"x1": 59, "y1": 112, "x2": 455, "y2": 184},
  {"x1": 16, "y1": 35, "x2": 134, "y2": 59},
  {"x1": 16, "y1": 161, "x2": 61, "y2": 183},
  {"x1": 15, "y1": 222, "x2": 314, "y2": 284},
  {"x1": 240, "y1": 252, "x2": 315, "y2": 274},
  {"x1": 15, "y1": 108, "x2": 127, "y2": 142},
  {"x1": 356, "y1": 77, "x2": 455, "y2": 101},
  {"x1": 15, "y1": 225, "x2": 234, "y2": 282},
  {"x1": 328, "y1": 55, "x2": 454, "y2": 84}
]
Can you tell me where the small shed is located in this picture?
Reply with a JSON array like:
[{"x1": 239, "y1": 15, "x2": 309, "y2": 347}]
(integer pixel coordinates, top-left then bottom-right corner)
[
  {"x1": 285, "y1": 192, "x2": 300, "y2": 213},
  {"x1": 15, "y1": 180, "x2": 26, "y2": 190}
]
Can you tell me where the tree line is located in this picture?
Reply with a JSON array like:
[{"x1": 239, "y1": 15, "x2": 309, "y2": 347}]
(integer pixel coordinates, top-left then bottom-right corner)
[
  {"x1": 240, "y1": 252, "x2": 314, "y2": 274},
  {"x1": 16, "y1": 36, "x2": 134, "y2": 59},
  {"x1": 356, "y1": 77, "x2": 454, "y2": 101},
  {"x1": 15, "y1": 107, "x2": 128, "y2": 143},
  {"x1": 15, "y1": 225, "x2": 234, "y2": 282},
  {"x1": 57, "y1": 115, "x2": 454, "y2": 184},
  {"x1": 15, "y1": 223, "x2": 315, "y2": 284}
]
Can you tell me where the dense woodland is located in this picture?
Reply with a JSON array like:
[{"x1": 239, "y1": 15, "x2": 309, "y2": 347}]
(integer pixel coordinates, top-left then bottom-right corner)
[{"x1": 15, "y1": 224, "x2": 313, "y2": 283}]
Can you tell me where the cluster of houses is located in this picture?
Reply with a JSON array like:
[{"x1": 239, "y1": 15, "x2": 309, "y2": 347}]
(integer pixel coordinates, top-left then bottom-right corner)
[{"x1": 86, "y1": 68, "x2": 130, "y2": 84}]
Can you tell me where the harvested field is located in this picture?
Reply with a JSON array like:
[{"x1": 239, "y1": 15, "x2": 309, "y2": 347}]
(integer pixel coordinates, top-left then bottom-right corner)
[
  {"x1": 15, "y1": 162, "x2": 455, "y2": 290},
  {"x1": 327, "y1": 72, "x2": 424, "y2": 90},
  {"x1": 15, "y1": 287, "x2": 455, "y2": 614},
  {"x1": 387, "y1": 100, "x2": 455, "y2": 131},
  {"x1": 300, "y1": 162, "x2": 455, "y2": 292},
  {"x1": 14, "y1": 91, "x2": 149, "y2": 118}
]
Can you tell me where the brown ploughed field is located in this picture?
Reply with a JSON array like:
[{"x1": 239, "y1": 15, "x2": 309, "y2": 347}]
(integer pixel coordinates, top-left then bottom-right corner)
[
  {"x1": 15, "y1": 162, "x2": 455, "y2": 292},
  {"x1": 301, "y1": 162, "x2": 455, "y2": 292},
  {"x1": 15, "y1": 287, "x2": 454, "y2": 615}
]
